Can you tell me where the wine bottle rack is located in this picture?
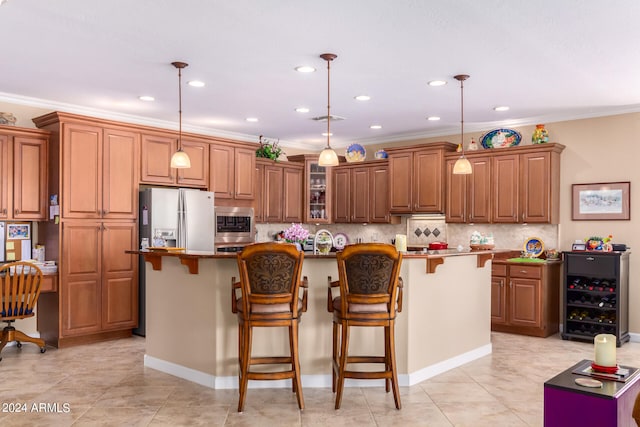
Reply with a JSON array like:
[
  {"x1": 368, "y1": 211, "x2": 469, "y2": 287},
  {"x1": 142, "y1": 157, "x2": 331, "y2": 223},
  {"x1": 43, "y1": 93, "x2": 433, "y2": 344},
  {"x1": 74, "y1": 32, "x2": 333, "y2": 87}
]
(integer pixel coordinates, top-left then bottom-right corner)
[{"x1": 562, "y1": 251, "x2": 630, "y2": 346}]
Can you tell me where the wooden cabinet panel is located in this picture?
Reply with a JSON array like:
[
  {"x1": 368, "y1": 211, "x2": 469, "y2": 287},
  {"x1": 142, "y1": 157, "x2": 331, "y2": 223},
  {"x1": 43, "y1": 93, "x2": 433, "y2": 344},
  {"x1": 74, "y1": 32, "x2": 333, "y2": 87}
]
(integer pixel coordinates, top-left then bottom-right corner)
[
  {"x1": 510, "y1": 278, "x2": 542, "y2": 328},
  {"x1": 467, "y1": 156, "x2": 491, "y2": 223},
  {"x1": 0, "y1": 135, "x2": 9, "y2": 219},
  {"x1": 445, "y1": 159, "x2": 466, "y2": 223},
  {"x1": 287, "y1": 154, "x2": 337, "y2": 224},
  {"x1": 13, "y1": 136, "x2": 47, "y2": 219},
  {"x1": 283, "y1": 166, "x2": 303, "y2": 223},
  {"x1": 491, "y1": 275, "x2": 507, "y2": 325},
  {"x1": 263, "y1": 165, "x2": 283, "y2": 222},
  {"x1": 414, "y1": 150, "x2": 442, "y2": 212},
  {"x1": 492, "y1": 154, "x2": 519, "y2": 223},
  {"x1": 140, "y1": 134, "x2": 177, "y2": 185},
  {"x1": 370, "y1": 165, "x2": 389, "y2": 223},
  {"x1": 103, "y1": 128, "x2": 138, "y2": 219},
  {"x1": 388, "y1": 152, "x2": 412, "y2": 212},
  {"x1": 332, "y1": 168, "x2": 351, "y2": 223},
  {"x1": 62, "y1": 222, "x2": 102, "y2": 336},
  {"x1": 351, "y1": 167, "x2": 370, "y2": 223},
  {"x1": 254, "y1": 162, "x2": 264, "y2": 223},
  {"x1": 62, "y1": 123, "x2": 102, "y2": 219},
  {"x1": 235, "y1": 147, "x2": 256, "y2": 200},
  {"x1": 177, "y1": 139, "x2": 209, "y2": 188},
  {"x1": 521, "y1": 151, "x2": 551, "y2": 223},
  {"x1": 102, "y1": 222, "x2": 137, "y2": 330}
]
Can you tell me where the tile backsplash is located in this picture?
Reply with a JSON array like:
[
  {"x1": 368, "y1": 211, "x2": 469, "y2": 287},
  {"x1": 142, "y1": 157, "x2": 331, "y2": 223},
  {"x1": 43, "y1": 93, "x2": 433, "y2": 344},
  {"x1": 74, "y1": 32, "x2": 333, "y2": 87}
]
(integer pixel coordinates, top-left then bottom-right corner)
[{"x1": 256, "y1": 219, "x2": 559, "y2": 252}]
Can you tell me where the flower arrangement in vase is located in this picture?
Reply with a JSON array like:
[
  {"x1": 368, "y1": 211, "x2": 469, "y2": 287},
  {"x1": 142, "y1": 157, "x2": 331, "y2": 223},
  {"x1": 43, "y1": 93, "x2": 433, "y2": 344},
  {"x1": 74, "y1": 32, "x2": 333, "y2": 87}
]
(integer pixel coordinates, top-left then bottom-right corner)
[
  {"x1": 255, "y1": 135, "x2": 284, "y2": 161},
  {"x1": 283, "y1": 223, "x2": 309, "y2": 251}
]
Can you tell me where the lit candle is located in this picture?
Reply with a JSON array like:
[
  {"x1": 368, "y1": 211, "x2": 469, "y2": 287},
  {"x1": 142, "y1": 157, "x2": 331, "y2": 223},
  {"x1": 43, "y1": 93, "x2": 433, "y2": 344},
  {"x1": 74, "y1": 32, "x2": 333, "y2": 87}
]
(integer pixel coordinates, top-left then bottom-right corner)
[
  {"x1": 594, "y1": 334, "x2": 617, "y2": 367},
  {"x1": 395, "y1": 234, "x2": 407, "y2": 252}
]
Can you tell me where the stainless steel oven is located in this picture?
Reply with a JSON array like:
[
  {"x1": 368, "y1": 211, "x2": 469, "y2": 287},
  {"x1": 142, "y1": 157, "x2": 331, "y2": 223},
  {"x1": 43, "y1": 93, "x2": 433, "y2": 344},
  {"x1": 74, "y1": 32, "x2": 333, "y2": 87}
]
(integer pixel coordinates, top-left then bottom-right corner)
[{"x1": 214, "y1": 206, "x2": 255, "y2": 251}]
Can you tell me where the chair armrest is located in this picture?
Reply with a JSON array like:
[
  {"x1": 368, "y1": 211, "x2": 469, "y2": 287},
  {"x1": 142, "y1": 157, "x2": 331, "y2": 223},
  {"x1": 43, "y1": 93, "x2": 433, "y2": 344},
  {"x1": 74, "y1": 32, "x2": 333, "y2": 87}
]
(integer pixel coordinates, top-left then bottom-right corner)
[
  {"x1": 396, "y1": 277, "x2": 404, "y2": 313},
  {"x1": 231, "y1": 277, "x2": 241, "y2": 313},
  {"x1": 327, "y1": 275, "x2": 340, "y2": 312},
  {"x1": 300, "y1": 276, "x2": 309, "y2": 313}
]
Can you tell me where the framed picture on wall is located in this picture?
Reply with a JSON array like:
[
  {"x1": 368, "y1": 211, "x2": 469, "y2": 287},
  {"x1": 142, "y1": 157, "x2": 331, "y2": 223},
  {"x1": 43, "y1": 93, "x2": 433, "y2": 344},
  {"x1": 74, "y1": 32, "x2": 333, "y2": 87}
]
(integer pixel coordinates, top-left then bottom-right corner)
[
  {"x1": 7, "y1": 223, "x2": 31, "y2": 239},
  {"x1": 572, "y1": 181, "x2": 630, "y2": 220}
]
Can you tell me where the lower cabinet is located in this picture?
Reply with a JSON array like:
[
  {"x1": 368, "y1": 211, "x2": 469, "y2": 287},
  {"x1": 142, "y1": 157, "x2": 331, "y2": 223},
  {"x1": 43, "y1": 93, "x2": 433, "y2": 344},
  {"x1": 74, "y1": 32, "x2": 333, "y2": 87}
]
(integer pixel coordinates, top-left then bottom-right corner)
[
  {"x1": 39, "y1": 220, "x2": 138, "y2": 347},
  {"x1": 491, "y1": 260, "x2": 562, "y2": 337}
]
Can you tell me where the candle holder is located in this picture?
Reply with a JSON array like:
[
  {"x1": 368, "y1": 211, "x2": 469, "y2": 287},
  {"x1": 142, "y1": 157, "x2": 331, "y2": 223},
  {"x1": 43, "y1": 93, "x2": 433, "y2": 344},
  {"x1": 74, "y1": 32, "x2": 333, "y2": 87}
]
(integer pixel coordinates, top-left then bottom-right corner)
[{"x1": 592, "y1": 333, "x2": 617, "y2": 373}]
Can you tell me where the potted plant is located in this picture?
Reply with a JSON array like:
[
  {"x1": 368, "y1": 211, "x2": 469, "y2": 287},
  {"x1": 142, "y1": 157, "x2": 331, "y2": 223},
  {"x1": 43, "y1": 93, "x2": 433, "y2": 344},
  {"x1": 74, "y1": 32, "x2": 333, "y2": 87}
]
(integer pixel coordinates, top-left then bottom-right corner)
[{"x1": 255, "y1": 135, "x2": 283, "y2": 161}]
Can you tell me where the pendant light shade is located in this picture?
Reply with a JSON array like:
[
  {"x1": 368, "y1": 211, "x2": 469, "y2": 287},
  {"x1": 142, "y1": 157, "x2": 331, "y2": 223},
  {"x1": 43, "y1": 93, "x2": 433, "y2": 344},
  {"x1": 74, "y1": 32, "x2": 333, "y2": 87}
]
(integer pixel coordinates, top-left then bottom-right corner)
[
  {"x1": 318, "y1": 53, "x2": 339, "y2": 167},
  {"x1": 453, "y1": 74, "x2": 472, "y2": 175},
  {"x1": 170, "y1": 61, "x2": 191, "y2": 169}
]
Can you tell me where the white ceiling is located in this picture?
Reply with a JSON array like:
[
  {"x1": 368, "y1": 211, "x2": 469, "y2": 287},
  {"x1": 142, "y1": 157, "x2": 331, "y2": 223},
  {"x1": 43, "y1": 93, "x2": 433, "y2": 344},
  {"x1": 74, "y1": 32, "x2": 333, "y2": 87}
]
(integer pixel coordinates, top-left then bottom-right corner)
[{"x1": 1, "y1": 0, "x2": 639, "y2": 150}]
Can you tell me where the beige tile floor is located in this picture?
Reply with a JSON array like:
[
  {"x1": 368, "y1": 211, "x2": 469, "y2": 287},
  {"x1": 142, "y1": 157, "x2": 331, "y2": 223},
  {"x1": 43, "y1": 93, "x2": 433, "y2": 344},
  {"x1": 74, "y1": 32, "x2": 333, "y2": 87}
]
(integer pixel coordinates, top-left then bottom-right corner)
[{"x1": 0, "y1": 332, "x2": 638, "y2": 426}]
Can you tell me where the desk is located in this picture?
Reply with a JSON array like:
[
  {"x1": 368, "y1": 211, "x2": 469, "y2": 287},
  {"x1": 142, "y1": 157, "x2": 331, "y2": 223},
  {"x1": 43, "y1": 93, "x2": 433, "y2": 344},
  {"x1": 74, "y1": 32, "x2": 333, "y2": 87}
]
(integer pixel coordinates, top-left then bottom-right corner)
[{"x1": 544, "y1": 359, "x2": 640, "y2": 427}]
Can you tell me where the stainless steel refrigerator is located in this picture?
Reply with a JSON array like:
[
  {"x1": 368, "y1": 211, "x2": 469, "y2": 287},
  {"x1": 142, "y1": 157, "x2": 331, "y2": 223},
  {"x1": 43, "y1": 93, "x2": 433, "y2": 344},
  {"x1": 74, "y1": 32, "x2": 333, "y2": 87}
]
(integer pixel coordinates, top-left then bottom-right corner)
[{"x1": 135, "y1": 187, "x2": 215, "y2": 335}]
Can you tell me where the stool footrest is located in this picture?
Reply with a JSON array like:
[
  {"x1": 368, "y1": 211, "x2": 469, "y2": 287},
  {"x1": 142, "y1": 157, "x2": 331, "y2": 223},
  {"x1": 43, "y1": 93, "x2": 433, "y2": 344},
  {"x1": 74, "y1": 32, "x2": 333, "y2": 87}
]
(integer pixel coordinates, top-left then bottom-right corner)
[
  {"x1": 346, "y1": 356, "x2": 386, "y2": 364},
  {"x1": 250, "y1": 356, "x2": 292, "y2": 365}
]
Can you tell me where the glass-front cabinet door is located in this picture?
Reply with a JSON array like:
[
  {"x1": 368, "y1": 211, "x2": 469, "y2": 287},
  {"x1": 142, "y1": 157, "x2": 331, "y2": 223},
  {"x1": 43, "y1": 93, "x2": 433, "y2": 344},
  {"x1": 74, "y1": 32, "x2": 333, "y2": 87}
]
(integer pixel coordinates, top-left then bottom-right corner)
[{"x1": 288, "y1": 154, "x2": 337, "y2": 224}]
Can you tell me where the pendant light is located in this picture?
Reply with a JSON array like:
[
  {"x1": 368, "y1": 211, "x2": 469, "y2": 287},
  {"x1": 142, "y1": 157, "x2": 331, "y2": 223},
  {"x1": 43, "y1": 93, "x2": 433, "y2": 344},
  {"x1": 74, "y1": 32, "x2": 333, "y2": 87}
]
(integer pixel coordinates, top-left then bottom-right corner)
[
  {"x1": 318, "y1": 53, "x2": 339, "y2": 167},
  {"x1": 452, "y1": 74, "x2": 472, "y2": 175},
  {"x1": 170, "y1": 61, "x2": 191, "y2": 169}
]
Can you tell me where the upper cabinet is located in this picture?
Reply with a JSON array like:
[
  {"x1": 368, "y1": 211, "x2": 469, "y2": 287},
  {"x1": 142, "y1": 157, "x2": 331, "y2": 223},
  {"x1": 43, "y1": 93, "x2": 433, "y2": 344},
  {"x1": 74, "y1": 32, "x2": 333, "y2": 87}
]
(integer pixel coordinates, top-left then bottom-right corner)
[
  {"x1": 331, "y1": 160, "x2": 392, "y2": 224},
  {"x1": 0, "y1": 125, "x2": 48, "y2": 220},
  {"x1": 209, "y1": 142, "x2": 256, "y2": 205},
  {"x1": 254, "y1": 159, "x2": 303, "y2": 223},
  {"x1": 288, "y1": 154, "x2": 342, "y2": 224},
  {"x1": 444, "y1": 143, "x2": 565, "y2": 224},
  {"x1": 386, "y1": 142, "x2": 457, "y2": 214},
  {"x1": 34, "y1": 116, "x2": 139, "y2": 220},
  {"x1": 140, "y1": 134, "x2": 208, "y2": 188}
]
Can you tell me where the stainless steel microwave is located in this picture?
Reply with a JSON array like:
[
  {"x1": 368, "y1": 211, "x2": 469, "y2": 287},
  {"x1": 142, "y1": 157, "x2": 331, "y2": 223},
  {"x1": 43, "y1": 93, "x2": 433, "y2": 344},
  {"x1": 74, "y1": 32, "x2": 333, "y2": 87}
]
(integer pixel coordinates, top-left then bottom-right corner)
[{"x1": 214, "y1": 206, "x2": 255, "y2": 246}]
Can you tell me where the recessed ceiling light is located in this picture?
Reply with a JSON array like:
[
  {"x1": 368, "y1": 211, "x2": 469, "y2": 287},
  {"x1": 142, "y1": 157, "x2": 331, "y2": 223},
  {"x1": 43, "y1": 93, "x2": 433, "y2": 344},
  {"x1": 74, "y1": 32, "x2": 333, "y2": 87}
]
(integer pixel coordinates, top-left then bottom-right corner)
[
  {"x1": 427, "y1": 116, "x2": 441, "y2": 121},
  {"x1": 138, "y1": 95, "x2": 155, "y2": 102},
  {"x1": 295, "y1": 107, "x2": 310, "y2": 113},
  {"x1": 428, "y1": 80, "x2": 447, "y2": 87},
  {"x1": 188, "y1": 80, "x2": 205, "y2": 87},
  {"x1": 295, "y1": 65, "x2": 316, "y2": 73},
  {"x1": 370, "y1": 125, "x2": 382, "y2": 129},
  {"x1": 354, "y1": 95, "x2": 371, "y2": 101},
  {"x1": 322, "y1": 132, "x2": 333, "y2": 137},
  {"x1": 494, "y1": 106, "x2": 510, "y2": 111},
  {"x1": 245, "y1": 117, "x2": 259, "y2": 122}
]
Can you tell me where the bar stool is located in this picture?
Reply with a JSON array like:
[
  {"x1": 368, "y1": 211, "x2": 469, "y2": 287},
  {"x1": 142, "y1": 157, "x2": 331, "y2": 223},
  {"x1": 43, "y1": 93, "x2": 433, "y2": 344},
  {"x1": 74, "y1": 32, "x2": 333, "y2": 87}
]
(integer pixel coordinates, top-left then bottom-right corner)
[
  {"x1": 231, "y1": 242, "x2": 308, "y2": 412},
  {"x1": 327, "y1": 243, "x2": 404, "y2": 409}
]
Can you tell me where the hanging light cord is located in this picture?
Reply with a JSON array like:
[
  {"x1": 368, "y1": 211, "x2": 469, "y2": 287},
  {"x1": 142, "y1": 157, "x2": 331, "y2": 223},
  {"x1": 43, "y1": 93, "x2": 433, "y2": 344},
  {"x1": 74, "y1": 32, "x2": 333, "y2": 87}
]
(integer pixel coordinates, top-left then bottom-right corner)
[
  {"x1": 326, "y1": 56, "x2": 332, "y2": 148},
  {"x1": 178, "y1": 64, "x2": 183, "y2": 150}
]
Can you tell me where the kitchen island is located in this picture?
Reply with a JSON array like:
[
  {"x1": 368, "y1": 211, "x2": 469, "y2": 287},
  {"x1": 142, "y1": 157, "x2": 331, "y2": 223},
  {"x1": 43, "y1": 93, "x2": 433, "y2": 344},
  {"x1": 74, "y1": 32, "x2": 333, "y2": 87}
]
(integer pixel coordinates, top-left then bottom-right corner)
[{"x1": 130, "y1": 247, "x2": 495, "y2": 389}]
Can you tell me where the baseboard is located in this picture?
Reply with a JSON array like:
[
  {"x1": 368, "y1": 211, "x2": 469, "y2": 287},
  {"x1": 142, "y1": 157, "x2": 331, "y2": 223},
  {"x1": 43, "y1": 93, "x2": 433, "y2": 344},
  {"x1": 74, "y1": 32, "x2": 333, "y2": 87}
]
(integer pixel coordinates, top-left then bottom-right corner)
[{"x1": 144, "y1": 343, "x2": 492, "y2": 390}]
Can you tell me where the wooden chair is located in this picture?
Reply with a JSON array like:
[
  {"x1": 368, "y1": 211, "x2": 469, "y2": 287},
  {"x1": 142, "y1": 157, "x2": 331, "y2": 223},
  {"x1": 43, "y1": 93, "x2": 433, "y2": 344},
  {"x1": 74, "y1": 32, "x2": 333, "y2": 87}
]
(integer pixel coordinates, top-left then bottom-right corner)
[
  {"x1": 0, "y1": 261, "x2": 47, "y2": 361},
  {"x1": 327, "y1": 243, "x2": 403, "y2": 409},
  {"x1": 231, "y1": 242, "x2": 308, "y2": 412}
]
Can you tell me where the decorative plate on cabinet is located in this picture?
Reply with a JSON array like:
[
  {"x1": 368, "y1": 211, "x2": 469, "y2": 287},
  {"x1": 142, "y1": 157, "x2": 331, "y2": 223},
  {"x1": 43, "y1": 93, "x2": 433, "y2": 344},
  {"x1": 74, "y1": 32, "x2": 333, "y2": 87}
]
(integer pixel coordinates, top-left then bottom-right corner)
[
  {"x1": 333, "y1": 233, "x2": 349, "y2": 250},
  {"x1": 345, "y1": 143, "x2": 366, "y2": 162},
  {"x1": 523, "y1": 237, "x2": 544, "y2": 257},
  {"x1": 480, "y1": 128, "x2": 522, "y2": 149}
]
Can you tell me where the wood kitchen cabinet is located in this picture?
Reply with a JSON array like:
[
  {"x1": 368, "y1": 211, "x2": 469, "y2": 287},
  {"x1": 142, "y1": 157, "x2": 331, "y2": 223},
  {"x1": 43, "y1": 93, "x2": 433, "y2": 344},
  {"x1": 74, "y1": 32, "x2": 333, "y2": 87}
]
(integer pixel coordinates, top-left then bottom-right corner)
[
  {"x1": 255, "y1": 158, "x2": 303, "y2": 223},
  {"x1": 210, "y1": 142, "x2": 255, "y2": 205},
  {"x1": 445, "y1": 155, "x2": 491, "y2": 223},
  {"x1": 386, "y1": 142, "x2": 457, "y2": 214},
  {"x1": 140, "y1": 134, "x2": 209, "y2": 188},
  {"x1": 445, "y1": 143, "x2": 564, "y2": 224},
  {"x1": 332, "y1": 160, "x2": 392, "y2": 224},
  {"x1": 288, "y1": 154, "x2": 342, "y2": 223},
  {"x1": 491, "y1": 259, "x2": 562, "y2": 338},
  {"x1": 59, "y1": 123, "x2": 139, "y2": 219},
  {"x1": 0, "y1": 125, "x2": 48, "y2": 220}
]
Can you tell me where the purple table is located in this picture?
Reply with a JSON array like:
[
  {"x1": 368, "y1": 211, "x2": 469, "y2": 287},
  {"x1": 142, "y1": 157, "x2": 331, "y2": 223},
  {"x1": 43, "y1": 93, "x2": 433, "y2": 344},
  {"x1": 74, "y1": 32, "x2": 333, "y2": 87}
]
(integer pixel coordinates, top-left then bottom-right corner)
[{"x1": 544, "y1": 360, "x2": 640, "y2": 427}]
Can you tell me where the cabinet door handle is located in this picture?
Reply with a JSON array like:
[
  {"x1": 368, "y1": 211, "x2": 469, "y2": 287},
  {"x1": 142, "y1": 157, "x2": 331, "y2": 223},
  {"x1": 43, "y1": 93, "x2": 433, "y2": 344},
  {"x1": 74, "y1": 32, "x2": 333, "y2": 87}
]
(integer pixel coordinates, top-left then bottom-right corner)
[
  {"x1": 586, "y1": 257, "x2": 595, "y2": 261},
  {"x1": 520, "y1": 270, "x2": 527, "y2": 274},
  {"x1": 509, "y1": 281, "x2": 513, "y2": 288},
  {"x1": 2, "y1": 209, "x2": 6, "y2": 214},
  {"x1": 14, "y1": 209, "x2": 20, "y2": 214}
]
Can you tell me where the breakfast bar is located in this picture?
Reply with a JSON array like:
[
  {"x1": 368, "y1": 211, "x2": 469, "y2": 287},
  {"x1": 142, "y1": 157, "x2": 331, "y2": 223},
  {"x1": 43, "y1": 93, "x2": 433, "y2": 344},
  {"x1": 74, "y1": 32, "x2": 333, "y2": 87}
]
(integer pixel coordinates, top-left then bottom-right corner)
[{"x1": 132, "y1": 248, "x2": 495, "y2": 389}]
